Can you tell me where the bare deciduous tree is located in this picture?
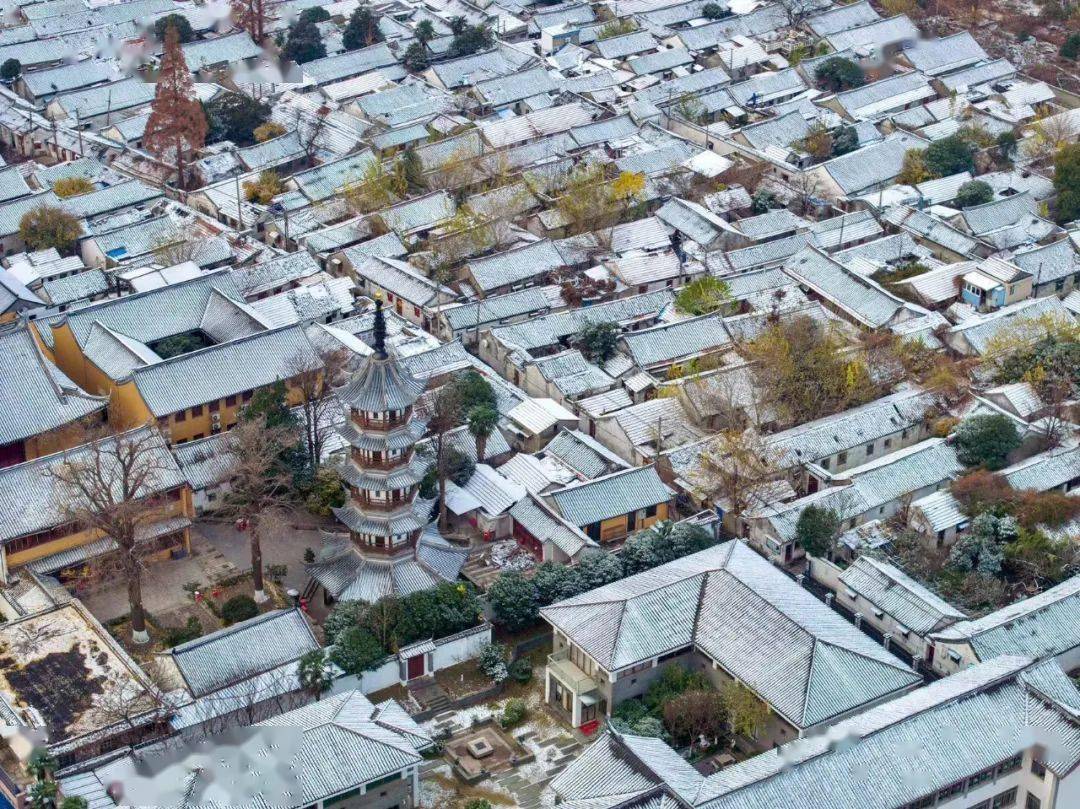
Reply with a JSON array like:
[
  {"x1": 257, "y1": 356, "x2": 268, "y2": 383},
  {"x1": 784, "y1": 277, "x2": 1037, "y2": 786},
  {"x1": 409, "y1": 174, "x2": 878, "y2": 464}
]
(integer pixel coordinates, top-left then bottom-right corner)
[
  {"x1": 288, "y1": 348, "x2": 350, "y2": 471},
  {"x1": 220, "y1": 419, "x2": 298, "y2": 603},
  {"x1": 694, "y1": 429, "x2": 783, "y2": 531},
  {"x1": 48, "y1": 427, "x2": 178, "y2": 644}
]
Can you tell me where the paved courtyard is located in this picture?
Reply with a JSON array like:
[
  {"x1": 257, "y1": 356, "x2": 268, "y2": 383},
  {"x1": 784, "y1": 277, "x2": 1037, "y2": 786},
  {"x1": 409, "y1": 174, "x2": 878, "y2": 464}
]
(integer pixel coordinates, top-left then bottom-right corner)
[
  {"x1": 196, "y1": 517, "x2": 322, "y2": 593},
  {"x1": 79, "y1": 517, "x2": 318, "y2": 623}
]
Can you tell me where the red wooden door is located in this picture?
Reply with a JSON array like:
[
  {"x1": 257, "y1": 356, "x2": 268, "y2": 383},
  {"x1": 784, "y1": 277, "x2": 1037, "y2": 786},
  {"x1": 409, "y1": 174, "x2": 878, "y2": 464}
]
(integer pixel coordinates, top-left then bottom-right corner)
[{"x1": 407, "y1": 654, "x2": 425, "y2": 679}]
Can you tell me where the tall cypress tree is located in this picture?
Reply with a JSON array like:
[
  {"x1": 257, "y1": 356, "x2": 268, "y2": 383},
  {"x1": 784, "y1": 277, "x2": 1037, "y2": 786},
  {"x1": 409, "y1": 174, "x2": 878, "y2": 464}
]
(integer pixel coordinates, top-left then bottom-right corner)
[{"x1": 144, "y1": 25, "x2": 207, "y2": 188}]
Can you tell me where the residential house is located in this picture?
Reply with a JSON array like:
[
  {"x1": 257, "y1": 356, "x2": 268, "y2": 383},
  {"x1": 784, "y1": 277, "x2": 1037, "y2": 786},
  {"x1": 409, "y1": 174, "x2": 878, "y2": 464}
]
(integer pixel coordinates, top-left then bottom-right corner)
[
  {"x1": 540, "y1": 540, "x2": 920, "y2": 732},
  {"x1": 1010, "y1": 238, "x2": 1080, "y2": 298},
  {"x1": 543, "y1": 465, "x2": 675, "y2": 544},
  {"x1": 959, "y1": 256, "x2": 1033, "y2": 312},
  {"x1": 343, "y1": 255, "x2": 456, "y2": 329},
  {"x1": 463, "y1": 240, "x2": 566, "y2": 298},
  {"x1": 929, "y1": 575, "x2": 1080, "y2": 677},
  {"x1": 951, "y1": 193, "x2": 1062, "y2": 252},
  {"x1": 782, "y1": 247, "x2": 920, "y2": 329},
  {"x1": 943, "y1": 296, "x2": 1072, "y2": 356},
  {"x1": 58, "y1": 690, "x2": 432, "y2": 809},
  {"x1": 551, "y1": 655, "x2": 1080, "y2": 809},
  {"x1": 0, "y1": 427, "x2": 193, "y2": 579},
  {"x1": 0, "y1": 327, "x2": 106, "y2": 467},
  {"x1": 811, "y1": 554, "x2": 966, "y2": 661},
  {"x1": 509, "y1": 492, "x2": 595, "y2": 563},
  {"x1": 745, "y1": 438, "x2": 964, "y2": 564},
  {"x1": 592, "y1": 397, "x2": 705, "y2": 467}
]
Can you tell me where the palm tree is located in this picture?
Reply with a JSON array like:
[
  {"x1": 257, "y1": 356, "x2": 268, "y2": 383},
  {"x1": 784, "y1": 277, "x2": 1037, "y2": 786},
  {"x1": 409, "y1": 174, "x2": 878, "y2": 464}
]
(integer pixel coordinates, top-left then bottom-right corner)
[
  {"x1": 467, "y1": 405, "x2": 499, "y2": 462},
  {"x1": 415, "y1": 19, "x2": 435, "y2": 52}
]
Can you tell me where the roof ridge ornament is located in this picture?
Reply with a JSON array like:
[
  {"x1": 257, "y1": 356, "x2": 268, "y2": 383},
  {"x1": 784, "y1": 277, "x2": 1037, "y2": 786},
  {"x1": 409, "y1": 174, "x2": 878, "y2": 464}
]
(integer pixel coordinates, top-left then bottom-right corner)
[{"x1": 372, "y1": 292, "x2": 388, "y2": 359}]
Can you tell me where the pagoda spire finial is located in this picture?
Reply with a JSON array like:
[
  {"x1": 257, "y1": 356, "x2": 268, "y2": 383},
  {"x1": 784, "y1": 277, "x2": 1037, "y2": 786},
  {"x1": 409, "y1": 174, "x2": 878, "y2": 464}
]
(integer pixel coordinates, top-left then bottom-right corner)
[{"x1": 373, "y1": 293, "x2": 388, "y2": 359}]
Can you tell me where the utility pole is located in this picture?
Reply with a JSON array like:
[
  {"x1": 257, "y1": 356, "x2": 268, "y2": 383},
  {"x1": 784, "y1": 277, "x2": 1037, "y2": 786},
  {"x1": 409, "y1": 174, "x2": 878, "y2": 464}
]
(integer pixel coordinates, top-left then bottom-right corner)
[
  {"x1": 235, "y1": 173, "x2": 244, "y2": 231},
  {"x1": 75, "y1": 107, "x2": 83, "y2": 156}
]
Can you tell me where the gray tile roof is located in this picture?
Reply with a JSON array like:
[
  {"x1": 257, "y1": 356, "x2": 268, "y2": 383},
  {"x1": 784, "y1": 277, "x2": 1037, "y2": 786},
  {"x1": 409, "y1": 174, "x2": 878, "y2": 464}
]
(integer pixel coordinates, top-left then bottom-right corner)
[
  {"x1": 738, "y1": 110, "x2": 811, "y2": 153},
  {"x1": 1011, "y1": 238, "x2": 1080, "y2": 285},
  {"x1": 172, "y1": 432, "x2": 235, "y2": 491},
  {"x1": 61, "y1": 180, "x2": 162, "y2": 220},
  {"x1": 431, "y1": 46, "x2": 534, "y2": 89},
  {"x1": 1001, "y1": 445, "x2": 1080, "y2": 493},
  {"x1": 133, "y1": 325, "x2": 318, "y2": 415},
  {"x1": 66, "y1": 690, "x2": 431, "y2": 808},
  {"x1": 48, "y1": 77, "x2": 155, "y2": 118},
  {"x1": 0, "y1": 166, "x2": 31, "y2": 203},
  {"x1": 839, "y1": 556, "x2": 965, "y2": 635},
  {"x1": 764, "y1": 387, "x2": 936, "y2": 467},
  {"x1": 581, "y1": 656, "x2": 1080, "y2": 809},
  {"x1": 544, "y1": 428, "x2": 628, "y2": 479},
  {"x1": 490, "y1": 289, "x2": 673, "y2": 352},
  {"x1": 939, "y1": 58, "x2": 1016, "y2": 91},
  {"x1": 783, "y1": 247, "x2": 908, "y2": 328},
  {"x1": 0, "y1": 327, "x2": 106, "y2": 446},
  {"x1": 170, "y1": 609, "x2": 319, "y2": 697},
  {"x1": 0, "y1": 191, "x2": 61, "y2": 238},
  {"x1": 542, "y1": 540, "x2": 919, "y2": 727},
  {"x1": 933, "y1": 575, "x2": 1080, "y2": 664},
  {"x1": 467, "y1": 239, "x2": 565, "y2": 292},
  {"x1": 40, "y1": 268, "x2": 108, "y2": 306},
  {"x1": 354, "y1": 255, "x2": 447, "y2": 307},
  {"x1": 655, "y1": 198, "x2": 733, "y2": 246},
  {"x1": 727, "y1": 68, "x2": 806, "y2": 106},
  {"x1": 904, "y1": 32, "x2": 987, "y2": 75},
  {"x1": 441, "y1": 288, "x2": 551, "y2": 332},
  {"x1": 826, "y1": 13, "x2": 918, "y2": 52},
  {"x1": 758, "y1": 438, "x2": 963, "y2": 542},
  {"x1": 824, "y1": 132, "x2": 927, "y2": 195},
  {"x1": 0, "y1": 427, "x2": 184, "y2": 542},
  {"x1": 232, "y1": 251, "x2": 322, "y2": 298},
  {"x1": 475, "y1": 66, "x2": 558, "y2": 106},
  {"x1": 960, "y1": 191, "x2": 1038, "y2": 236},
  {"x1": 709, "y1": 232, "x2": 812, "y2": 274},
  {"x1": 547, "y1": 465, "x2": 674, "y2": 527},
  {"x1": 947, "y1": 296, "x2": 1071, "y2": 354},
  {"x1": 834, "y1": 71, "x2": 934, "y2": 119},
  {"x1": 883, "y1": 204, "x2": 980, "y2": 256},
  {"x1": 623, "y1": 313, "x2": 732, "y2": 368},
  {"x1": 629, "y1": 47, "x2": 693, "y2": 76},
  {"x1": 595, "y1": 30, "x2": 657, "y2": 60},
  {"x1": 806, "y1": 0, "x2": 881, "y2": 35},
  {"x1": 23, "y1": 60, "x2": 117, "y2": 98},
  {"x1": 182, "y1": 32, "x2": 262, "y2": 70},
  {"x1": 734, "y1": 208, "x2": 809, "y2": 241}
]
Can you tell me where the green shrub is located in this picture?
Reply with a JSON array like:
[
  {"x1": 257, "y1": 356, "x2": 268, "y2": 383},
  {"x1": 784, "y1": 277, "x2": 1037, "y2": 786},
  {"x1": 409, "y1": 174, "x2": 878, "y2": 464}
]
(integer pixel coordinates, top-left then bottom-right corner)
[
  {"x1": 501, "y1": 698, "x2": 527, "y2": 728},
  {"x1": 508, "y1": 657, "x2": 533, "y2": 684},
  {"x1": 221, "y1": 595, "x2": 259, "y2": 625},
  {"x1": 464, "y1": 800, "x2": 493, "y2": 809},
  {"x1": 330, "y1": 625, "x2": 386, "y2": 675},
  {"x1": 164, "y1": 616, "x2": 202, "y2": 647}
]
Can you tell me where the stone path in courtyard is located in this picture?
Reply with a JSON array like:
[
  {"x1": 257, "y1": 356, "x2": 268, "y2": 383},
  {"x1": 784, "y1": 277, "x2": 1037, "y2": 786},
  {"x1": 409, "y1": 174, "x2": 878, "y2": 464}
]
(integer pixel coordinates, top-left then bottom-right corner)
[{"x1": 428, "y1": 709, "x2": 583, "y2": 809}]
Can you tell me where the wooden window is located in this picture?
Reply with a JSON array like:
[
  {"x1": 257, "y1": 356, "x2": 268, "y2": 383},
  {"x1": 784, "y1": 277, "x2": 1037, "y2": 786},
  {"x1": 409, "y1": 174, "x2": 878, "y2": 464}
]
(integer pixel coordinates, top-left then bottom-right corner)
[
  {"x1": 225, "y1": 395, "x2": 237, "y2": 407},
  {"x1": 174, "y1": 409, "x2": 186, "y2": 422},
  {"x1": 209, "y1": 400, "x2": 220, "y2": 412}
]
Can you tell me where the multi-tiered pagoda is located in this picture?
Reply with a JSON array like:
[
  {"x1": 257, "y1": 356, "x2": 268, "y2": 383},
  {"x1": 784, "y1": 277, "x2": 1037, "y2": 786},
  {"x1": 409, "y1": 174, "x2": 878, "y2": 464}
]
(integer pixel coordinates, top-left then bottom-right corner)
[{"x1": 306, "y1": 297, "x2": 466, "y2": 603}]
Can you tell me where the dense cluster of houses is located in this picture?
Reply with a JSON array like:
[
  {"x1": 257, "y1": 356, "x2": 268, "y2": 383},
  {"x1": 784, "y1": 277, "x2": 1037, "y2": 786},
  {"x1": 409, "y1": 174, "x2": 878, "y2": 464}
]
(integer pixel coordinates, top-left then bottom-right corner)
[{"x1": 0, "y1": 0, "x2": 1078, "y2": 806}]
